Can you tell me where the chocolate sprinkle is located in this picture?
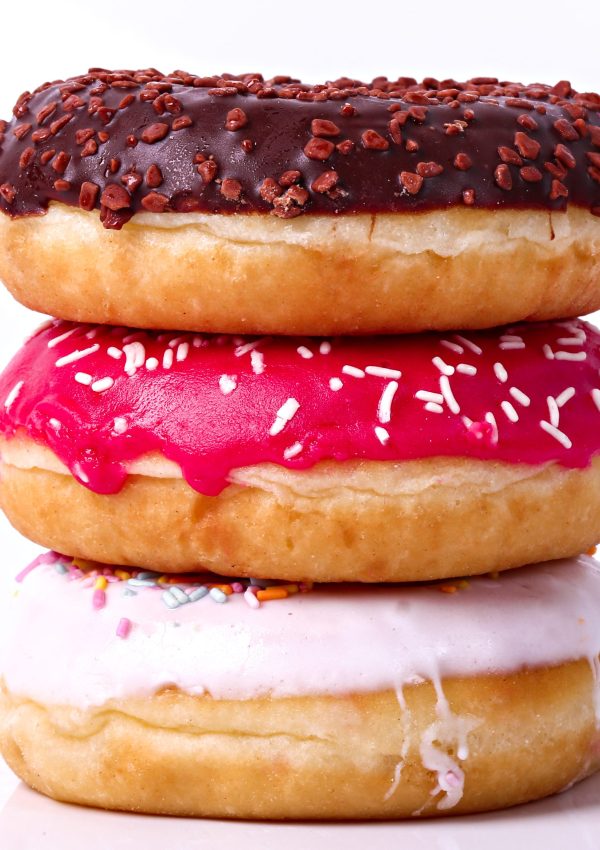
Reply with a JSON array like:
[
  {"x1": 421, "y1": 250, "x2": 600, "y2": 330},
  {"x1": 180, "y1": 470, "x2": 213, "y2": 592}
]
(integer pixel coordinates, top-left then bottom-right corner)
[{"x1": 0, "y1": 69, "x2": 598, "y2": 229}]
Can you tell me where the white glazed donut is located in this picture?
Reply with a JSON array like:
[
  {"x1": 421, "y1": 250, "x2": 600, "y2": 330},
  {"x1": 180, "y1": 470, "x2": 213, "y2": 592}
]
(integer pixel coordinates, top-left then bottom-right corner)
[{"x1": 1, "y1": 551, "x2": 599, "y2": 819}]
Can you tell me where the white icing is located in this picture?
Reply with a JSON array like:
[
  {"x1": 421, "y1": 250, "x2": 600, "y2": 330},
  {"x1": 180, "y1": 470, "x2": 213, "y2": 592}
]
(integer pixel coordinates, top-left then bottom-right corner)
[{"x1": 2, "y1": 556, "x2": 600, "y2": 711}]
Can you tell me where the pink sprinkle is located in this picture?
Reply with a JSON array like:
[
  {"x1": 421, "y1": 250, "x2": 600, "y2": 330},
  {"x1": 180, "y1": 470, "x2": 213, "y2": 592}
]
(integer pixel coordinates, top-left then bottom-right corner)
[
  {"x1": 244, "y1": 588, "x2": 260, "y2": 609},
  {"x1": 15, "y1": 559, "x2": 43, "y2": 583},
  {"x1": 231, "y1": 582, "x2": 244, "y2": 593},
  {"x1": 92, "y1": 589, "x2": 106, "y2": 610},
  {"x1": 444, "y1": 770, "x2": 462, "y2": 788},
  {"x1": 116, "y1": 618, "x2": 132, "y2": 639}
]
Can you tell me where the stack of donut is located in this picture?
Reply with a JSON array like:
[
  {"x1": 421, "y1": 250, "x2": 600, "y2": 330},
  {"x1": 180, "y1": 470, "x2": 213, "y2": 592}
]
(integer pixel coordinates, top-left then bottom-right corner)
[{"x1": 0, "y1": 70, "x2": 599, "y2": 820}]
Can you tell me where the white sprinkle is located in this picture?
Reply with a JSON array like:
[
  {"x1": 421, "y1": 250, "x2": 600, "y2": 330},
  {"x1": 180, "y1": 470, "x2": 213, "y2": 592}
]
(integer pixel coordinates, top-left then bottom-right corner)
[
  {"x1": 319, "y1": 341, "x2": 332, "y2": 355},
  {"x1": 176, "y1": 342, "x2": 189, "y2": 362},
  {"x1": 500, "y1": 334, "x2": 524, "y2": 343},
  {"x1": 269, "y1": 397, "x2": 300, "y2": 436},
  {"x1": 123, "y1": 342, "x2": 146, "y2": 377},
  {"x1": 557, "y1": 337, "x2": 585, "y2": 346},
  {"x1": 3, "y1": 380, "x2": 23, "y2": 410},
  {"x1": 462, "y1": 415, "x2": 473, "y2": 428},
  {"x1": 556, "y1": 387, "x2": 576, "y2": 407},
  {"x1": 168, "y1": 336, "x2": 184, "y2": 349},
  {"x1": 432, "y1": 356, "x2": 455, "y2": 377},
  {"x1": 235, "y1": 339, "x2": 266, "y2": 358},
  {"x1": 415, "y1": 390, "x2": 444, "y2": 404},
  {"x1": 540, "y1": 420, "x2": 572, "y2": 449},
  {"x1": 485, "y1": 411, "x2": 499, "y2": 445},
  {"x1": 107, "y1": 347, "x2": 123, "y2": 359},
  {"x1": 297, "y1": 345, "x2": 313, "y2": 359},
  {"x1": 85, "y1": 327, "x2": 99, "y2": 339},
  {"x1": 55, "y1": 344, "x2": 100, "y2": 367},
  {"x1": 425, "y1": 402, "x2": 444, "y2": 414},
  {"x1": 73, "y1": 462, "x2": 89, "y2": 484},
  {"x1": 47, "y1": 327, "x2": 78, "y2": 348},
  {"x1": 342, "y1": 365, "x2": 365, "y2": 378},
  {"x1": 113, "y1": 417, "x2": 128, "y2": 434},
  {"x1": 192, "y1": 336, "x2": 205, "y2": 348},
  {"x1": 374, "y1": 425, "x2": 390, "y2": 445},
  {"x1": 74, "y1": 372, "x2": 92, "y2": 386},
  {"x1": 441, "y1": 340, "x2": 464, "y2": 355},
  {"x1": 456, "y1": 363, "x2": 477, "y2": 376},
  {"x1": 439, "y1": 375, "x2": 460, "y2": 414},
  {"x1": 251, "y1": 350, "x2": 265, "y2": 375},
  {"x1": 543, "y1": 344, "x2": 555, "y2": 360},
  {"x1": 377, "y1": 381, "x2": 399, "y2": 424},
  {"x1": 91, "y1": 377, "x2": 114, "y2": 393},
  {"x1": 554, "y1": 351, "x2": 587, "y2": 362},
  {"x1": 365, "y1": 365, "x2": 402, "y2": 380},
  {"x1": 547, "y1": 396, "x2": 560, "y2": 428},
  {"x1": 123, "y1": 342, "x2": 146, "y2": 376},
  {"x1": 592, "y1": 389, "x2": 600, "y2": 412},
  {"x1": 494, "y1": 362, "x2": 508, "y2": 383},
  {"x1": 453, "y1": 335, "x2": 483, "y2": 355},
  {"x1": 145, "y1": 357, "x2": 159, "y2": 371},
  {"x1": 501, "y1": 401, "x2": 519, "y2": 423},
  {"x1": 283, "y1": 441, "x2": 303, "y2": 460},
  {"x1": 499, "y1": 341, "x2": 526, "y2": 350},
  {"x1": 48, "y1": 417, "x2": 61, "y2": 431},
  {"x1": 509, "y1": 386, "x2": 531, "y2": 407},
  {"x1": 329, "y1": 377, "x2": 343, "y2": 392},
  {"x1": 219, "y1": 374, "x2": 238, "y2": 395},
  {"x1": 163, "y1": 349, "x2": 174, "y2": 369}
]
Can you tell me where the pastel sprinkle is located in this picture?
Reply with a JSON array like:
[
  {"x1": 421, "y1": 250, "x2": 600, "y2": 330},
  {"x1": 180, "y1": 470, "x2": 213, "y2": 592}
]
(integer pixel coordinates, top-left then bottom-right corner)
[
  {"x1": 188, "y1": 586, "x2": 209, "y2": 602},
  {"x1": 161, "y1": 590, "x2": 180, "y2": 609},
  {"x1": 92, "y1": 588, "x2": 106, "y2": 610},
  {"x1": 244, "y1": 588, "x2": 260, "y2": 608},
  {"x1": 209, "y1": 587, "x2": 228, "y2": 603},
  {"x1": 116, "y1": 618, "x2": 132, "y2": 639},
  {"x1": 169, "y1": 586, "x2": 190, "y2": 605}
]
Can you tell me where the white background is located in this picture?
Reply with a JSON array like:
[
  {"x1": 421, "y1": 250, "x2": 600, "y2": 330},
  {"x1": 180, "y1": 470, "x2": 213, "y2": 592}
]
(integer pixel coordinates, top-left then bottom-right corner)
[{"x1": 0, "y1": 1, "x2": 599, "y2": 842}]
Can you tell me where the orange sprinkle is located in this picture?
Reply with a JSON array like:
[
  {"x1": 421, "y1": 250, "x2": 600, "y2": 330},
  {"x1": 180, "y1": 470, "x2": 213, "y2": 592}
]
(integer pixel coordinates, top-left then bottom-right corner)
[
  {"x1": 73, "y1": 558, "x2": 97, "y2": 571},
  {"x1": 587, "y1": 546, "x2": 597, "y2": 556},
  {"x1": 257, "y1": 587, "x2": 289, "y2": 602},
  {"x1": 439, "y1": 584, "x2": 457, "y2": 594},
  {"x1": 280, "y1": 583, "x2": 299, "y2": 594},
  {"x1": 208, "y1": 584, "x2": 234, "y2": 595},
  {"x1": 115, "y1": 570, "x2": 131, "y2": 581}
]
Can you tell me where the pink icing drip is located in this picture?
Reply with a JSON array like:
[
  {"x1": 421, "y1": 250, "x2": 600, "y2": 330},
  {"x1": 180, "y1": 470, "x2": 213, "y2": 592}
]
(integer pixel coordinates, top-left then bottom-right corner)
[{"x1": 1, "y1": 320, "x2": 600, "y2": 496}]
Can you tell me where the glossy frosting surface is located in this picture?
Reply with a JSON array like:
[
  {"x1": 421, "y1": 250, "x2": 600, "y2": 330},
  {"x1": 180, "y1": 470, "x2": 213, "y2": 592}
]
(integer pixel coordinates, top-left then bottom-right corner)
[
  {"x1": 1, "y1": 320, "x2": 600, "y2": 495},
  {"x1": 0, "y1": 71, "x2": 598, "y2": 227},
  {"x1": 2, "y1": 552, "x2": 600, "y2": 705}
]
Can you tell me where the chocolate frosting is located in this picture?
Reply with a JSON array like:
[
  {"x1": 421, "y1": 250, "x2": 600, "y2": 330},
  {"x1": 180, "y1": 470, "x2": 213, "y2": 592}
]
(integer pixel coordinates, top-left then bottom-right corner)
[{"x1": 0, "y1": 70, "x2": 599, "y2": 229}]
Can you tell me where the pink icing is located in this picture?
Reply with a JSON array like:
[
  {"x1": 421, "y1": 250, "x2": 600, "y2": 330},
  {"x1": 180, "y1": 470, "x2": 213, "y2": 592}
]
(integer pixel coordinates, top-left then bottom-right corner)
[{"x1": 0, "y1": 319, "x2": 599, "y2": 496}]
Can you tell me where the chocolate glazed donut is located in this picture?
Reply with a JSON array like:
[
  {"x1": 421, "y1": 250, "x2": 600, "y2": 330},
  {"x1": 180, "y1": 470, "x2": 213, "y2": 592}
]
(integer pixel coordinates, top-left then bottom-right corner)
[{"x1": 0, "y1": 71, "x2": 599, "y2": 333}]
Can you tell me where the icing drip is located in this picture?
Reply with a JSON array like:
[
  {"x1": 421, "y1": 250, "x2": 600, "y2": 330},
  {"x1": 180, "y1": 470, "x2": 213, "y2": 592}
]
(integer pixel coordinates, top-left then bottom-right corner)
[{"x1": 1, "y1": 319, "x2": 600, "y2": 496}]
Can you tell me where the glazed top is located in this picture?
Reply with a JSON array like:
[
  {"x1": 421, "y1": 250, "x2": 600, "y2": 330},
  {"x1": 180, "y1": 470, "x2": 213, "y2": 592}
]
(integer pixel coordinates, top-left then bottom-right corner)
[
  {"x1": 3, "y1": 552, "x2": 600, "y2": 706},
  {"x1": 0, "y1": 70, "x2": 598, "y2": 228},
  {"x1": 1, "y1": 319, "x2": 600, "y2": 496}
]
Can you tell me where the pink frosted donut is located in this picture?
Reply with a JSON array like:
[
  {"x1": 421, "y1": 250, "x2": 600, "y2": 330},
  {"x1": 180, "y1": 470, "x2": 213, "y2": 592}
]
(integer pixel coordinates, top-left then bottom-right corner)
[
  {"x1": 1, "y1": 319, "x2": 600, "y2": 580},
  {"x1": 1, "y1": 551, "x2": 599, "y2": 818}
]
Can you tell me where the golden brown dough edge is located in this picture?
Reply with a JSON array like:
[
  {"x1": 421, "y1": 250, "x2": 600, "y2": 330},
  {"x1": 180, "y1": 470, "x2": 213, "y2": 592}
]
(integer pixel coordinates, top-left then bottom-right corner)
[
  {"x1": 0, "y1": 205, "x2": 599, "y2": 334},
  {"x1": 1, "y1": 443, "x2": 599, "y2": 580},
  {"x1": 1, "y1": 661, "x2": 598, "y2": 819}
]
